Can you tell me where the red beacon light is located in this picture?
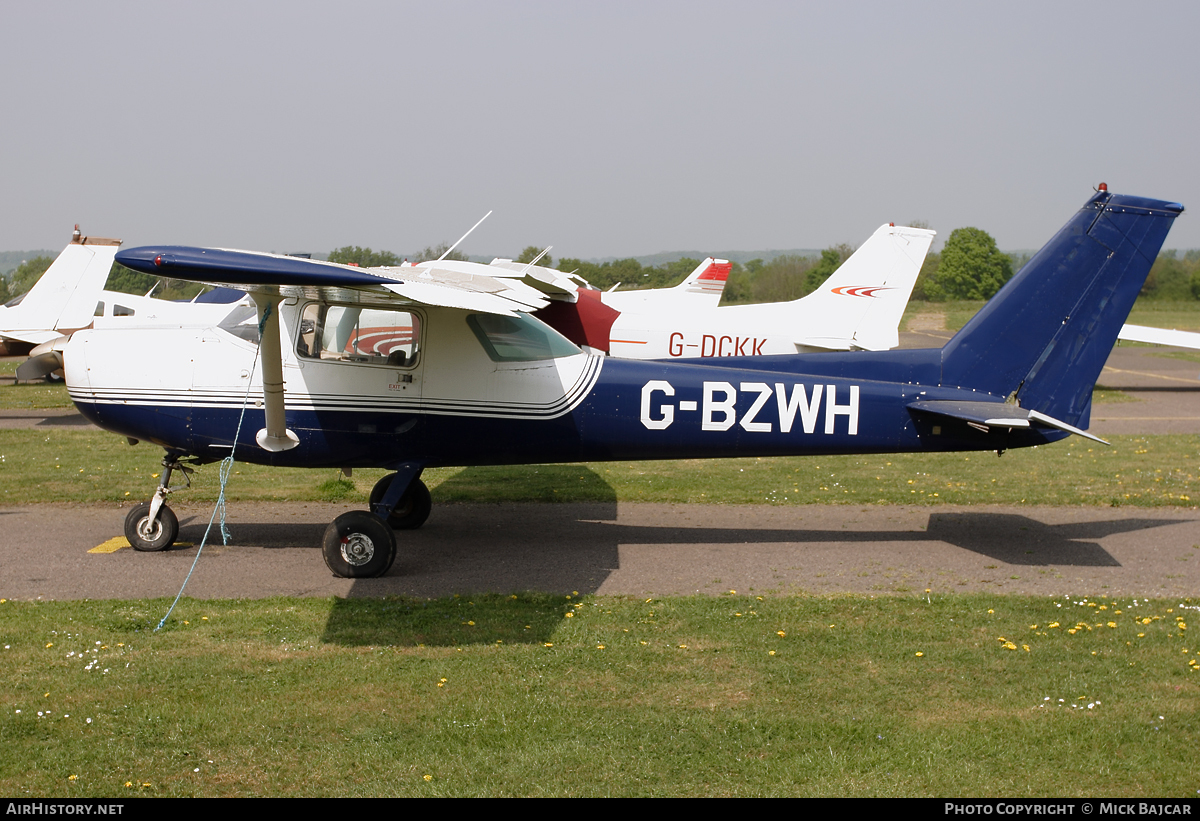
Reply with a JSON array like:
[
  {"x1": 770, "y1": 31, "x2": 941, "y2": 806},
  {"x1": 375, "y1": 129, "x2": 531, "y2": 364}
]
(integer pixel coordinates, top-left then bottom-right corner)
[{"x1": 1097, "y1": 182, "x2": 1108, "y2": 192}]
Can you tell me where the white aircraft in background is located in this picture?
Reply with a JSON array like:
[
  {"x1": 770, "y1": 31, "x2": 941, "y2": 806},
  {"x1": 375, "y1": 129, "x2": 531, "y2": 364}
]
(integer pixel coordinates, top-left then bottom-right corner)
[
  {"x1": 2, "y1": 226, "x2": 253, "y2": 381},
  {"x1": 1, "y1": 226, "x2": 120, "y2": 358},
  {"x1": 487, "y1": 223, "x2": 934, "y2": 358}
]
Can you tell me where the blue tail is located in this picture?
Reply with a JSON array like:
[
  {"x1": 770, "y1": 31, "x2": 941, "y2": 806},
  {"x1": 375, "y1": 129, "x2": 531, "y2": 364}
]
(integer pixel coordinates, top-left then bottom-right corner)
[{"x1": 939, "y1": 190, "x2": 1183, "y2": 427}]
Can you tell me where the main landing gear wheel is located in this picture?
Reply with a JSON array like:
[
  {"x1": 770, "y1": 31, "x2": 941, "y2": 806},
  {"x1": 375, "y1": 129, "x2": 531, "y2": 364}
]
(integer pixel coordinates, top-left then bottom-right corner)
[
  {"x1": 369, "y1": 475, "x2": 432, "y2": 530},
  {"x1": 322, "y1": 511, "x2": 397, "y2": 578},
  {"x1": 124, "y1": 501, "x2": 179, "y2": 552}
]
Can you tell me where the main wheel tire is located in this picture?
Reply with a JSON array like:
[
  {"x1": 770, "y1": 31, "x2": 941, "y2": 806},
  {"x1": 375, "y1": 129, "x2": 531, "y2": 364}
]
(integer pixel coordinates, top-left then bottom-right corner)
[
  {"x1": 124, "y1": 502, "x2": 179, "y2": 552},
  {"x1": 368, "y1": 475, "x2": 432, "y2": 530},
  {"x1": 321, "y1": 511, "x2": 396, "y2": 578}
]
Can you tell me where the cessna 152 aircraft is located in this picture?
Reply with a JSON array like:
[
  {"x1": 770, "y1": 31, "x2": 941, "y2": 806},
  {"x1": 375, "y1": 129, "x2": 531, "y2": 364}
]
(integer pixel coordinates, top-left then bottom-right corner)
[{"x1": 65, "y1": 187, "x2": 1181, "y2": 578}]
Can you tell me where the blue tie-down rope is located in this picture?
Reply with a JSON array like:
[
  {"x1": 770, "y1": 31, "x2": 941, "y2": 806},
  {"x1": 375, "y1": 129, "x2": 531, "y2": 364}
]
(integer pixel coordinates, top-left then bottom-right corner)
[{"x1": 156, "y1": 303, "x2": 273, "y2": 631}]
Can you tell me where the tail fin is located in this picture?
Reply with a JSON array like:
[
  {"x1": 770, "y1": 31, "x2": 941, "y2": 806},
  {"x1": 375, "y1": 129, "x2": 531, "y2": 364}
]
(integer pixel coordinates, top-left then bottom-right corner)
[
  {"x1": 940, "y1": 190, "x2": 1182, "y2": 427},
  {"x1": 793, "y1": 224, "x2": 935, "y2": 351},
  {"x1": 3, "y1": 230, "x2": 121, "y2": 340},
  {"x1": 669, "y1": 257, "x2": 731, "y2": 302},
  {"x1": 603, "y1": 258, "x2": 732, "y2": 311}
]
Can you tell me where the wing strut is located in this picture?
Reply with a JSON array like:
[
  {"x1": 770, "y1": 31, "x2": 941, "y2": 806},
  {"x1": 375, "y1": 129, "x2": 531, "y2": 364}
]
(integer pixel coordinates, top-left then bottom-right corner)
[{"x1": 254, "y1": 298, "x2": 300, "y2": 452}]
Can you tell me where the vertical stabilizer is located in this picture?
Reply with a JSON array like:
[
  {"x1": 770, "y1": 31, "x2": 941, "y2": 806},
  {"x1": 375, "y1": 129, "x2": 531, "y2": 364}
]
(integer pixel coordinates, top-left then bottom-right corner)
[
  {"x1": 6, "y1": 231, "x2": 122, "y2": 334},
  {"x1": 793, "y1": 224, "x2": 935, "y2": 351},
  {"x1": 939, "y1": 190, "x2": 1182, "y2": 427}
]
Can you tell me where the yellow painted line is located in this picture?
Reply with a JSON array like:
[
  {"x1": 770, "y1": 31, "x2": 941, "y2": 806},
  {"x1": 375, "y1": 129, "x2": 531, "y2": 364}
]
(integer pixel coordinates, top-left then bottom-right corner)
[
  {"x1": 89, "y1": 537, "x2": 129, "y2": 553},
  {"x1": 1101, "y1": 365, "x2": 1200, "y2": 385},
  {"x1": 89, "y1": 538, "x2": 194, "y2": 554},
  {"x1": 1093, "y1": 416, "x2": 1200, "y2": 421}
]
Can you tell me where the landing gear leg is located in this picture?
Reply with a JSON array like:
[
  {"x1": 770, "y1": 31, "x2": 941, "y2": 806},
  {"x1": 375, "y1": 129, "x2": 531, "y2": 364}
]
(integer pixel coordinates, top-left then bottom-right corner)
[
  {"x1": 319, "y1": 462, "x2": 427, "y2": 578},
  {"x1": 369, "y1": 462, "x2": 432, "y2": 530},
  {"x1": 124, "y1": 453, "x2": 191, "y2": 552}
]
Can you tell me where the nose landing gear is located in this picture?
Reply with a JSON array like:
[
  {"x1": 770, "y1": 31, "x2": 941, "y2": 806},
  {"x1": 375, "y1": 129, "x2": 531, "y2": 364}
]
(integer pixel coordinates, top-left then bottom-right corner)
[{"x1": 124, "y1": 453, "x2": 193, "y2": 552}]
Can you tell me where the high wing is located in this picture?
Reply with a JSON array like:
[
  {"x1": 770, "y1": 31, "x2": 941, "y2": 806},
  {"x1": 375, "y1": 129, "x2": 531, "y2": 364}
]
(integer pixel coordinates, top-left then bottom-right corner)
[
  {"x1": 483, "y1": 258, "x2": 593, "y2": 301},
  {"x1": 116, "y1": 247, "x2": 552, "y2": 316}
]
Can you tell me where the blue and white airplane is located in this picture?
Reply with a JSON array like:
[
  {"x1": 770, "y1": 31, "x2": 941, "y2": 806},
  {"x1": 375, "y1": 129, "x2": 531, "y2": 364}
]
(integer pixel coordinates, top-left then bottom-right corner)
[{"x1": 65, "y1": 187, "x2": 1182, "y2": 578}]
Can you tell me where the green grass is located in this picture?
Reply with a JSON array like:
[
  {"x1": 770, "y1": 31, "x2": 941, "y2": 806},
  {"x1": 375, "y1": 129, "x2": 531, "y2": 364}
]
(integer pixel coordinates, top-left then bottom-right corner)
[
  {"x1": 2, "y1": 430, "x2": 1195, "y2": 508},
  {"x1": 903, "y1": 298, "x2": 1200, "y2": 336},
  {"x1": 1125, "y1": 300, "x2": 1200, "y2": 332},
  {"x1": 0, "y1": 359, "x2": 69, "y2": 409},
  {"x1": 0, "y1": 593, "x2": 1194, "y2": 797}
]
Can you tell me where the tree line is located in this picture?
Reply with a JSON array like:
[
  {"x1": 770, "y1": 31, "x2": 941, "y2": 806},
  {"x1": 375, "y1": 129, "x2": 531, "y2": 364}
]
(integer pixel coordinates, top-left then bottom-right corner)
[{"x1": 5, "y1": 231, "x2": 1200, "y2": 306}]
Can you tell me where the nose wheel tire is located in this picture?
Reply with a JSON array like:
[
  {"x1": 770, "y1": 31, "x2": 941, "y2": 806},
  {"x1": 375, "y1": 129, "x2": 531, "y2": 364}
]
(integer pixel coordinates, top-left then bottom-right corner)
[
  {"x1": 124, "y1": 502, "x2": 179, "y2": 552},
  {"x1": 369, "y1": 475, "x2": 432, "y2": 530},
  {"x1": 322, "y1": 511, "x2": 397, "y2": 578}
]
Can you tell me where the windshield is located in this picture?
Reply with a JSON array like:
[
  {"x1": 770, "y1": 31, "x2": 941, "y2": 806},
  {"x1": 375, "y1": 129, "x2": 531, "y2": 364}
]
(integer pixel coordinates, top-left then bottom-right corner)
[{"x1": 467, "y1": 312, "x2": 581, "y2": 362}]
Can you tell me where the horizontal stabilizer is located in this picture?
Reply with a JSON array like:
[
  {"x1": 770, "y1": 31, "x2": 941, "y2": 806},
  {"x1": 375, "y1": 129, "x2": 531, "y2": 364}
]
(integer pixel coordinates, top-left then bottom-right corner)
[
  {"x1": 908, "y1": 399, "x2": 1109, "y2": 445},
  {"x1": 1118, "y1": 324, "x2": 1200, "y2": 350}
]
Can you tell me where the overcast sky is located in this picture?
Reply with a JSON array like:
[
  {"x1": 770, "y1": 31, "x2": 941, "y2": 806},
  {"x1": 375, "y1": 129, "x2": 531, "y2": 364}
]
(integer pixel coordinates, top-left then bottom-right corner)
[{"x1": 3, "y1": 1, "x2": 1197, "y2": 259}]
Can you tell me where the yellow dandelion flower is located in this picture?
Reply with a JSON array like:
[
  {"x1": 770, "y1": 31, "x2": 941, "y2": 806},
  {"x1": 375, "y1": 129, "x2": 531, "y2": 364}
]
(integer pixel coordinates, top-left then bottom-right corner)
[
  {"x1": 68, "y1": 775, "x2": 77, "y2": 782},
  {"x1": 777, "y1": 631, "x2": 786, "y2": 637},
  {"x1": 424, "y1": 775, "x2": 432, "y2": 782},
  {"x1": 915, "y1": 652, "x2": 924, "y2": 657}
]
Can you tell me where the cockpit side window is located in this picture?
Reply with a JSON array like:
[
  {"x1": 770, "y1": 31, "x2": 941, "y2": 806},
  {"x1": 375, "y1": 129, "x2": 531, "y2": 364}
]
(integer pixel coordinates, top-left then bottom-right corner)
[
  {"x1": 467, "y1": 312, "x2": 581, "y2": 362},
  {"x1": 297, "y1": 303, "x2": 421, "y2": 367}
]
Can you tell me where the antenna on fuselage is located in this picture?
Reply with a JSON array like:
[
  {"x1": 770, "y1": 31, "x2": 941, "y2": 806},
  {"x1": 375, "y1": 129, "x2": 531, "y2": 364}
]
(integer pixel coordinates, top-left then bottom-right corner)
[
  {"x1": 437, "y1": 210, "x2": 493, "y2": 262},
  {"x1": 519, "y1": 246, "x2": 553, "y2": 274}
]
